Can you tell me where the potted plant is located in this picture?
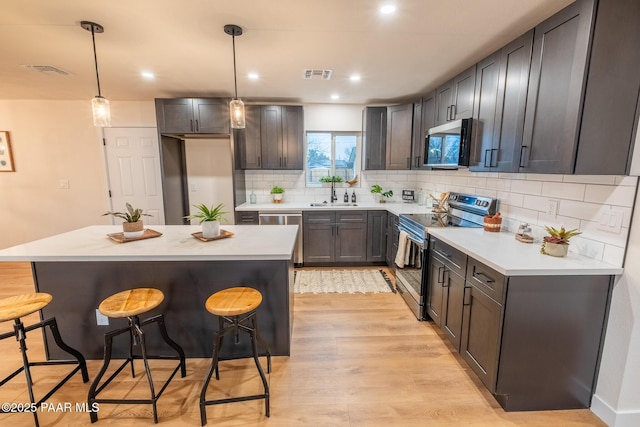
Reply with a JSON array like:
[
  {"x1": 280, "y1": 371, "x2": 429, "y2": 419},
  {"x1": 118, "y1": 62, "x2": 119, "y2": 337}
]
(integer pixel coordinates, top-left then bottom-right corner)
[
  {"x1": 185, "y1": 203, "x2": 227, "y2": 238},
  {"x1": 370, "y1": 184, "x2": 393, "y2": 203},
  {"x1": 319, "y1": 176, "x2": 343, "y2": 186},
  {"x1": 540, "y1": 225, "x2": 582, "y2": 257},
  {"x1": 270, "y1": 185, "x2": 285, "y2": 203},
  {"x1": 103, "y1": 203, "x2": 151, "y2": 238}
]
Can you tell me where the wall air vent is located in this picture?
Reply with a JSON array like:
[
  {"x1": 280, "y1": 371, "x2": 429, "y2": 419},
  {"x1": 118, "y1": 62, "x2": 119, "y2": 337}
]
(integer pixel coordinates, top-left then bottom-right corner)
[
  {"x1": 303, "y1": 69, "x2": 333, "y2": 80},
  {"x1": 23, "y1": 65, "x2": 71, "y2": 76}
]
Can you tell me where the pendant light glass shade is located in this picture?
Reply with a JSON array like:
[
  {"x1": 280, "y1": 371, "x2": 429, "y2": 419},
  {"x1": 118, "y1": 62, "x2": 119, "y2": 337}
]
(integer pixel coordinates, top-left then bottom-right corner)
[
  {"x1": 230, "y1": 98, "x2": 245, "y2": 129},
  {"x1": 225, "y1": 25, "x2": 245, "y2": 129},
  {"x1": 82, "y1": 21, "x2": 111, "y2": 127},
  {"x1": 92, "y1": 96, "x2": 111, "y2": 127}
]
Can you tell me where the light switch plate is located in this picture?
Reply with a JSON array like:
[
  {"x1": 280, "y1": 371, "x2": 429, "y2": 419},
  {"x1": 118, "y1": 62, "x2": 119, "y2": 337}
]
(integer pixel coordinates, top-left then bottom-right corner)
[{"x1": 96, "y1": 309, "x2": 109, "y2": 326}]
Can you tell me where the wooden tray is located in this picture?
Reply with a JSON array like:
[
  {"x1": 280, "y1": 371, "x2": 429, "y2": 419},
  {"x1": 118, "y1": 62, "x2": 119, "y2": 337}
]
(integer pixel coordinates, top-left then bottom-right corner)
[
  {"x1": 192, "y1": 229, "x2": 234, "y2": 242},
  {"x1": 107, "y1": 228, "x2": 162, "y2": 243}
]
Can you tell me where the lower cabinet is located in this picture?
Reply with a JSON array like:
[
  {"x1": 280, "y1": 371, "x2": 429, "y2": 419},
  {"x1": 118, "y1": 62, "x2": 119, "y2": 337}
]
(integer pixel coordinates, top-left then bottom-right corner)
[
  {"x1": 427, "y1": 236, "x2": 613, "y2": 411},
  {"x1": 234, "y1": 211, "x2": 259, "y2": 224},
  {"x1": 367, "y1": 211, "x2": 387, "y2": 262},
  {"x1": 303, "y1": 211, "x2": 367, "y2": 264},
  {"x1": 385, "y1": 213, "x2": 399, "y2": 267}
]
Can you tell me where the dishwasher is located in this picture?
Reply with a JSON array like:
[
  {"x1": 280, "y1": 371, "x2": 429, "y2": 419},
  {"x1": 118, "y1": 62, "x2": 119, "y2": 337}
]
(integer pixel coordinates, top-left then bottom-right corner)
[{"x1": 259, "y1": 212, "x2": 303, "y2": 265}]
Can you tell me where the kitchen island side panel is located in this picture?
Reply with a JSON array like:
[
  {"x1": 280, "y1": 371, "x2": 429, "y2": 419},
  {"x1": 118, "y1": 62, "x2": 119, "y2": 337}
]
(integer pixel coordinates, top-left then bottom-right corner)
[
  {"x1": 33, "y1": 259, "x2": 292, "y2": 360},
  {"x1": 495, "y1": 275, "x2": 612, "y2": 411}
]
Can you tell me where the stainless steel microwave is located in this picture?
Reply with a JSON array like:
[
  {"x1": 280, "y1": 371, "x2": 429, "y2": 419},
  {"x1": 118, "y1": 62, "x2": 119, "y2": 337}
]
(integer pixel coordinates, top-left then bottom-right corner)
[{"x1": 424, "y1": 118, "x2": 473, "y2": 169}]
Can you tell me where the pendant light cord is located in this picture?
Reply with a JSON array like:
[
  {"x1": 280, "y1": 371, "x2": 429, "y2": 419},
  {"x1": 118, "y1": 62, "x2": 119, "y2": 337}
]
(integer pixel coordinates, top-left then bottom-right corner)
[
  {"x1": 232, "y1": 33, "x2": 238, "y2": 100},
  {"x1": 90, "y1": 26, "x2": 102, "y2": 97}
]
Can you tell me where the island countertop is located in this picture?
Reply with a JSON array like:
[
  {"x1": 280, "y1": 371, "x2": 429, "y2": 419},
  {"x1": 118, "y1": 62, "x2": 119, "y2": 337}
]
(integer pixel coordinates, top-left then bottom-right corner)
[{"x1": 0, "y1": 225, "x2": 299, "y2": 262}]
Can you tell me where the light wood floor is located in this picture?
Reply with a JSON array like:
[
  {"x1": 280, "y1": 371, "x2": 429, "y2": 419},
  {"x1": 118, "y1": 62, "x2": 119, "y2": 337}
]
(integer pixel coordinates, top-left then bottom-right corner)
[{"x1": 0, "y1": 262, "x2": 605, "y2": 426}]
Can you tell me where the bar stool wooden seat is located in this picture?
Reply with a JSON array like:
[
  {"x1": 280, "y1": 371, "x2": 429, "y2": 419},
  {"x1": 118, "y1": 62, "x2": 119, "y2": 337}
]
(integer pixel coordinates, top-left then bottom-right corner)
[
  {"x1": 0, "y1": 292, "x2": 89, "y2": 427},
  {"x1": 87, "y1": 288, "x2": 186, "y2": 424},
  {"x1": 200, "y1": 287, "x2": 271, "y2": 426}
]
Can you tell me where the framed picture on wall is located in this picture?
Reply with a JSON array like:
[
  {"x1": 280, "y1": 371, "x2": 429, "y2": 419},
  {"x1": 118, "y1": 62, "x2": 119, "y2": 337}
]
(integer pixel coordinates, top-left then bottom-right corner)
[{"x1": 0, "y1": 131, "x2": 15, "y2": 172}]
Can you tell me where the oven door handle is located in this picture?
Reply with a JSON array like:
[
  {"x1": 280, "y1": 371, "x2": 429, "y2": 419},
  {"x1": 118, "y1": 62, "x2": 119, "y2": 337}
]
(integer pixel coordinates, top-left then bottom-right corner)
[{"x1": 405, "y1": 234, "x2": 424, "y2": 249}]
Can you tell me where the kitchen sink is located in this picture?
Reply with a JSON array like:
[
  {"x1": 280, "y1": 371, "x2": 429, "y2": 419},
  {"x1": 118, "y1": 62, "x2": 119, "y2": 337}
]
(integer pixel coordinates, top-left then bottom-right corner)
[{"x1": 310, "y1": 203, "x2": 358, "y2": 207}]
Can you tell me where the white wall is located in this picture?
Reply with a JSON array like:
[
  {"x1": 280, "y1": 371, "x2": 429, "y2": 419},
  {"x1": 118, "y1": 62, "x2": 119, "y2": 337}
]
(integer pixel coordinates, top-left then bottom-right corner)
[{"x1": 0, "y1": 100, "x2": 155, "y2": 249}]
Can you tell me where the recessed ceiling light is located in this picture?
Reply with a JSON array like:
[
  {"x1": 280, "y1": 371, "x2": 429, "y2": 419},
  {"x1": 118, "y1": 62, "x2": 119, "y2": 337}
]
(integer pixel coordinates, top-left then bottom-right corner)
[
  {"x1": 141, "y1": 71, "x2": 155, "y2": 80},
  {"x1": 248, "y1": 72, "x2": 259, "y2": 80},
  {"x1": 331, "y1": 94, "x2": 340, "y2": 100},
  {"x1": 380, "y1": 4, "x2": 396, "y2": 14},
  {"x1": 350, "y1": 74, "x2": 361, "y2": 82}
]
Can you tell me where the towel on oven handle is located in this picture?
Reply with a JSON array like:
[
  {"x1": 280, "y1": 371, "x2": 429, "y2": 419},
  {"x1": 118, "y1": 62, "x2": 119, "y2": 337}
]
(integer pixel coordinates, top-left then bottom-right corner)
[{"x1": 395, "y1": 230, "x2": 409, "y2": 268}]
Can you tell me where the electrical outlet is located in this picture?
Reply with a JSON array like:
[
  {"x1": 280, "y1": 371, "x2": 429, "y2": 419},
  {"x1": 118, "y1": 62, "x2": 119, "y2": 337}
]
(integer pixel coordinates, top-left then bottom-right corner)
[
  {"x1": 547, "y1": 200, "x2": 559, "y2": 217},
  {"x1": 96, "y1": 309, "x2": 109, "y2": 326},
  {"x1": 59, "y1": 179, "x2": 70, "y2": 190}
]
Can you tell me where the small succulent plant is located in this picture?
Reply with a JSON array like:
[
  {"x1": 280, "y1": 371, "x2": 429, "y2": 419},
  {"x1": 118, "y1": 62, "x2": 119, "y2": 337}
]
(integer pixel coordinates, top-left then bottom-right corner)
[
  {"x1": 103, "y1": 203, "x2": 151, "y2": 223},
  {"x1": 541, "y1": 225, "x2": 581, "y2": 254}
]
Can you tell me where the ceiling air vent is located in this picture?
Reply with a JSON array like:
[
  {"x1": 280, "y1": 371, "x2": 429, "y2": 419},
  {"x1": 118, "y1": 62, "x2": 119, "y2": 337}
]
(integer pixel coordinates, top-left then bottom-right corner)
[
  {"x1": 303, "y1": 69, "x2": 333, "y2": 80},
  {"x1": 23, "y1": 65, "x2": 71, "y2": 76}
]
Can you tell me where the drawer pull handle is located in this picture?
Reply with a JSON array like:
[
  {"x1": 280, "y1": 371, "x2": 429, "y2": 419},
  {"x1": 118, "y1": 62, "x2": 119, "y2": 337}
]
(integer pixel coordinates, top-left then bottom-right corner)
[{"x1": 473, "y1": 271, "x2": 495, "y2": 284}]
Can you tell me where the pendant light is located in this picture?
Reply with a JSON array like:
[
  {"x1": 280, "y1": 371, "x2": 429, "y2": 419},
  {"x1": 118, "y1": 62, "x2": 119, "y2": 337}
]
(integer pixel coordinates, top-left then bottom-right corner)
[
  {"x1": 224, "y1": 24, "x2": 245, "y2": 129},
  {"x1": 81, "y1": 21, "x2": 111, "y2": 127}
]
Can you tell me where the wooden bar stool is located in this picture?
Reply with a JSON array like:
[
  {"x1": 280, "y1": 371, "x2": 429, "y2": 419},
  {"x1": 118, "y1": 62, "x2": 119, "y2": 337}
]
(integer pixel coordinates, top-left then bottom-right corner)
[
  {"x1": 87, "y1": 287, "x2": 186, "y2": 423},
  {"x1": 200, "y1": 287, "x2": 271, "y2": 425},
  {"x1": 0, "y1": 292, "x2": 89, "y2": 427}
]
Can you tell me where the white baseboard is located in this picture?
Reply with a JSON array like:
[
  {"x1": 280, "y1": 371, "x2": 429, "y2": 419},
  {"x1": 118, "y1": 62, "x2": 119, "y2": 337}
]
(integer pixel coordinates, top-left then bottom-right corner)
[{"x1": 592, "y1": 394, "x2": 640, "y2": 427}]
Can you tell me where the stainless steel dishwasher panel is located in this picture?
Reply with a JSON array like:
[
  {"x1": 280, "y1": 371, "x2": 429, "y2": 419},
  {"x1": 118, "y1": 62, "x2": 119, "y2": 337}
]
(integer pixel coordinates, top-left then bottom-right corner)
[{"x1": 259, "y1": 212, "x2": 303, "y2": 265}]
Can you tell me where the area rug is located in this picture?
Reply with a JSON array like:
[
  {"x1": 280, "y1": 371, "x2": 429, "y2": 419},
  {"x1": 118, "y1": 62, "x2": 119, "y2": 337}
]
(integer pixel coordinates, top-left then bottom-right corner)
[{"x1": 294, "y1": 269, "x2": 395, "y2": 294}]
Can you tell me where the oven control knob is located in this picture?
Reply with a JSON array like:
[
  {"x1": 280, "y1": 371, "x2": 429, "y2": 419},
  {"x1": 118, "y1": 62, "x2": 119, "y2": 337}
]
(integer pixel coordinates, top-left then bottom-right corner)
[{"x1": 484, "y1": 201, "x2": 490, "y2": 207}]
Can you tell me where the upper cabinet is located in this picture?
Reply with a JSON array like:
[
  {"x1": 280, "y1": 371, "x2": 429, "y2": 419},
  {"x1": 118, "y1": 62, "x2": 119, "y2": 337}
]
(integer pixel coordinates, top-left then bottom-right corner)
[
  {"x1": 386, "y1": 103, "x2": 414, "y2": 170},
  {"x1": 155, "y1": 98, "x2": 230, "y2": 135},
  {"x1": 519, "y1": 0, "x2": 595, "y2": 174},
  {"x1": 236, "y1": 105, "x2": 304, "y2": 170},
  {"x1": 469, "y1": 32, "x2": 533, "y2": 172},
  {"x1": 362, "y1": 107, "x2": 387, "y2": 170},
  {"x1": 435, "y1": 66, "x2": 477, "y2": 126}
]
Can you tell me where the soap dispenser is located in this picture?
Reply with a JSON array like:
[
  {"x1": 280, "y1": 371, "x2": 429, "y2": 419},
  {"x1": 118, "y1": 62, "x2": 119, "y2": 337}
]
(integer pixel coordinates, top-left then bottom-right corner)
[
  {"x1": 344, "y1": 190, "x2": 349, "y2": 202},
  {"x1": 250, "y1": 191, "x2": 257, "y2": 204},
  {"x1": 351, "y1": 190, "x2": 356, "y2": 203}
]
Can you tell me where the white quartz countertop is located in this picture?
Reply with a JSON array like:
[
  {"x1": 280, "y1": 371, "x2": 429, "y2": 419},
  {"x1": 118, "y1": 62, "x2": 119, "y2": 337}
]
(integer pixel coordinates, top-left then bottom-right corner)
[
  {"x1": 427, "y1": 227, "x2": 623, "y2": 276},
  {"x1": 0, "y1": 225, "x2": 299, "y2": 262},
  {"x1": 236, "y1": 201, "x2": 432, "y2": 216}
]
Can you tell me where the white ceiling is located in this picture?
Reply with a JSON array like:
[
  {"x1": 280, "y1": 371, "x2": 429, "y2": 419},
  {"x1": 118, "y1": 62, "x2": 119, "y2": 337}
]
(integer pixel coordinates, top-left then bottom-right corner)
[{"x1": 0, "y1": 0, "x2": 574, "y2": 105}]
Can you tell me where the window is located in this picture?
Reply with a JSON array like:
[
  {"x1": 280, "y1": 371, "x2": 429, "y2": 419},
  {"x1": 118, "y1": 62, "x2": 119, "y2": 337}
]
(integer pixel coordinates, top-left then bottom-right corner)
[{"x1": 306, "y1": 131, "x2": 360, "y2": 186}]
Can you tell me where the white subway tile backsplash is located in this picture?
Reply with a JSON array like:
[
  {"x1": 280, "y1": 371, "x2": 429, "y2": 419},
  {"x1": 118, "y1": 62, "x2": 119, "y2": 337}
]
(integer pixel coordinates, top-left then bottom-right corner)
[
  {"x1": 468, "y1": 177, "x2": 487, "y2": 188},
  {"x1": 525, "y1": 174, "x2": 563, "y2": 182},
  {"x1": 537, "y1": 213, "x2": 581, "y2": 232},
  {"x1": 579, "y1": 221, "x2": 629, "y2": 247},
  {"x1": 510, "y1": 180, "x2": 543, "y2": 195},
  {"x1": 541, "y1": 182, "x2": 585, "y2": 201},
  {"x1": 496, "y1": 191, "x2": 524, "y2": 207},
  {"x1": 563, "y1": 175, "x2": 616, "y2": 185},
  {"x1": 603, "y1": 244, "x2": 626, "y2": 267},
  {"x1": 570, "y1": 237, "x2": 605, "y2": 261},
  {"x1": 584, "y1": 184, "x2": 637, "y2": 207},
  {"x1": 614, "y1": 176, "x2": 638, "y2": 186},
  {"x1": 506, "y1": 206, "x2": 539, "y2": 224},
  {"x1": 523, "y1": 195, "x2": 550, "y2": 212},
  {"x1": 558, "y1": 200, "x2": 604, "y2": 222},
  {"x1": 498, "y1": 173, "x2": 525, "y2": 180},
  {"x1": 486, "y1": 178, "x2": 511, "y2": 191}
]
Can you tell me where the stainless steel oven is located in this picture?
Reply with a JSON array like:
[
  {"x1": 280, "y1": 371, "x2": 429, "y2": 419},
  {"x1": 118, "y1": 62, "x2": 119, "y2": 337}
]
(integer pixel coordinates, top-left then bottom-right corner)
[{"x1": 395, "y1": 193, "x2": 498, "y2": 320}]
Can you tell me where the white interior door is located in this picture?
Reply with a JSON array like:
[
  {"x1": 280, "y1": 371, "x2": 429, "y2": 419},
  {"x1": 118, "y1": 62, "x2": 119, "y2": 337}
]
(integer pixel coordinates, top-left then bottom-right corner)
[{"x1": 104, "y1": 128, "x2": 165, "y2": 225}]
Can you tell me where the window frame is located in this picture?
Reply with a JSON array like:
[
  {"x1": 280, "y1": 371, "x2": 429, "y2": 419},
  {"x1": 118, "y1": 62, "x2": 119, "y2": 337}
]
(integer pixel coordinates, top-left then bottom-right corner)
[{"x1": 305, "y1": 131, "x2": 361, "y2": 188}]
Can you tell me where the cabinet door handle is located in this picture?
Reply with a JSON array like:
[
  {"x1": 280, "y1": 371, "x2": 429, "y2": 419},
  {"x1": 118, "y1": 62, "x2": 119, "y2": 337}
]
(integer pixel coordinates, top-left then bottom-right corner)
[
  {"x1": 195, "y1": 119, "x2": 199, "y2": 132},
  {"x1": 437, "y1": 266, "x2": 444, "y2": 284},
  {"x1": 406, "y1": 157, "x2": 410, "y2": 169},
  {"x1": 366, "y1": 158, "x2": 370, "y2": 168},
  {"x1": 284, "y1": 157, "x2": 287, "y2": 168},
  {"x1": 258, "y1": 156, "x2": 261, "y2": 168},
  {"x1": 490, "y1": 148, "x2": 498, "y2": 167},
  {"x1": 519, "y1": 146, "x2": 528, "y2": 168},
  {"x1": 190, "y1": 120, "x2": 194, "y2": 132},
  {"x1": 446, "y1": 106, "x2": 450, "y2": 122},
  {"x1": 463, "y1": 286, "x2": 472, "y2": 306},
  {"x1": 442, "y1": 269, "x2": 450, "y2": 287},
  {"x1": 473, "y1": 270, "x2": 495, "y2": 284},
  {"x1": 450, "y1": 104, "x2": 456, "y2": 120},
  {"x1": 484, "y1": 149, "x2": 491, "y2": 168}
]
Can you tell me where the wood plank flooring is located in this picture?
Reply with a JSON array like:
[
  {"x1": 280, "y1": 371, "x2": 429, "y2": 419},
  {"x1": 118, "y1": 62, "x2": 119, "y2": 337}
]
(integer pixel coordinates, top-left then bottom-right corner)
[{"x1": 0, "y1": 262, "x2": 605, "y2": 426}]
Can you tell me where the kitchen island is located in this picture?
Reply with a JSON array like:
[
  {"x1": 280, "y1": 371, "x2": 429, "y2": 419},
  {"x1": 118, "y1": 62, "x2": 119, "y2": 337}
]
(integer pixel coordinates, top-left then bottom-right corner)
[{"x1": 0, "y1": 225, "x2": 298, "y2": 359}]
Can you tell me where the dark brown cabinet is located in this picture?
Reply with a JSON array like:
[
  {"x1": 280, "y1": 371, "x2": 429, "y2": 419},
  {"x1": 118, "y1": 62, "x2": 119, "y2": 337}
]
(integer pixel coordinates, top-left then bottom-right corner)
[
  {"x1": 470, "y1": 32, "x2": 533, "y2": 172},
  {"x1": 435, "y1": 66, "x2": 477, "y2": 126},
  {"x1": 411, "y1": 92, "x2": 435, "y2": 170},
  {"x1": 426, "y1": 237, "x2": 467, "y2": 350},
  {"x1": 155, "y1": 98, "x2": 230, "y2": 135},
  {"x1": 362, "y1": 107, "x2": 387, "y2": 170},
  {"x1": 234, "y1": 211, "x2": 259, "y2": 224},
  {"x1": 236, "y1": 105, "x2": 303, "y2": 170},
  {"x1": 385, "y1": 213, "x2": 399, "y2": 268},
  {"x1": 386, "y1": 103, "x2": 413, "y2": 170},
  {"x1": 366, "y1": 210, "x2": 388, "y2": 262},
  {"x1": 303, "y1": 211, "x2": 367, "y2": 264},
  {"x1": 261, "y1": 105, "x2": 303, "y2": 170},
  {"x1": 520, "y1": 0, "x2": 595, "y2": 173}
]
